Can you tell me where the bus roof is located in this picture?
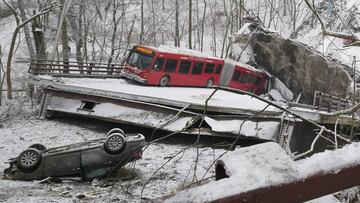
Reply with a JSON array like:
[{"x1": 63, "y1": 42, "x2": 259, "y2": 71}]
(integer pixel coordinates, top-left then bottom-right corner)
[
  {"x1": 141, "y1": 45, "x2": 221, "y2": 60},
  {"x1": 224, "y1": 59, "x2": 263, "y2": 73}
]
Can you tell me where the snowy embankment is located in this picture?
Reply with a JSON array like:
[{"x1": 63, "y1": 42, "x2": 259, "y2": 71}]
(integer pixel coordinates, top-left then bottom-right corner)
[{"x1": 165, "y1": 142, "x2": 360, "y2": 202}]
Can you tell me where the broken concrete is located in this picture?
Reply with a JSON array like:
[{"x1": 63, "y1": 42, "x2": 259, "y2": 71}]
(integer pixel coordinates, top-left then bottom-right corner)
[{"x1": 230, "y1": 27, "x2": 352, "y2": 104}]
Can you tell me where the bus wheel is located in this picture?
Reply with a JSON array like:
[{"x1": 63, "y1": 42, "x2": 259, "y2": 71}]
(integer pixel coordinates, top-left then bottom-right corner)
[
  {"x1": 159, "y1": 76, "x2": 170, "y2": 87},
  {"x1": 206, "y1": 78, "x2": 214, "y2": 87}
]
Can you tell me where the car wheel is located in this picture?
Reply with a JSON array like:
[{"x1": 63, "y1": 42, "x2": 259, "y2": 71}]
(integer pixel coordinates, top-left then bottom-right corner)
[
  {"x1": 17, "y1": 148, "x2": 41, "y2": 171},
  {"x1": 29, "y1": 143, "x2": 47, "y2": 151},
  {"x1": 107, "y1": 128, "x2": 125, "y2": 137},
  {"x1": 104, "y1": 133, "x2": 126, "y2": 154},
  {"x1": 206, "y1": 78, "x2": 214, "y2": 87},
  {"x1": 159, "y1": 76, "x2": 170, "y2": 87}
]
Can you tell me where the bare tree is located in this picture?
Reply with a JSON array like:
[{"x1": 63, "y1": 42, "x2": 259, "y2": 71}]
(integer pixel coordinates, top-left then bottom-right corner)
[
  {"x1": 31, "y1": 10, "x2": 47, "y2": 60},
  {"x1": 0, "y1": 44, "x2": 4, "y2": 106},
  {"x1": 4, "y1": 3, "x2": 52, "y2": 99},
  {"x1": 140, "y1": 0, "x2": 144, "y2": 43},
  {"x1": 60, "y1": 0, "x2": 70, "y2": 73},
  {"x1": 175, "y1": 0, "x2": 180, "y2": 47},
  {"x1": 17, "y1": 0, "x2": 36, "y2": 59},
  {"x1": 200, "y1": 0, "x2": 206, "y2": 51},
  {"x1": 188, "y1": 0, "x2": 192, "y2": 49},
  {"x1": 75, "y1": 0, "x2": 85, "y2": 69}
]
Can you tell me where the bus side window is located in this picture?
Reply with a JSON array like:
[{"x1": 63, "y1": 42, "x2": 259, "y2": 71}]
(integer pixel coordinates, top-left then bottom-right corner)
[
  {"x1": 179, "y1": 60, "x2": 191, "y2": 74},
  {"x1": 164, "y1": 59, "x2": 178, "y2": 73},
  {"x1": 249, "y1": 75, "x2": 257, "y2": 84},
  {"x1": 153, "y1": 57, "x2": 165, "y2": 71},
  {"x1": 239, "y1": 73, "x2": 250, "y2": 84},
  {"x1": 215, "y1": 65, "x2": 222, "y2": 74},
  {"x1": 205, "y1": 63, "x2": 215, "y2": 73},
  {"x1": 232, "y1": 71, "x2": 241, "y2": 81},
  {"x1": 192, "y1": 62, "x2": 203, "y2": 75}
]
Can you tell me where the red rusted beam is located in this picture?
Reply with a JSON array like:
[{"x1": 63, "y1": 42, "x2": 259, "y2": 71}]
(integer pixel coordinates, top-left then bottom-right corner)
[{"x1": 212, "y1": 165, "x2": 360, "y2": 203}]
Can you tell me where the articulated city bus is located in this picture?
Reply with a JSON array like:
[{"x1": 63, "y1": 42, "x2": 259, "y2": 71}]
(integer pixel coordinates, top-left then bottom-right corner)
[{"x1": 122, "y1": 45, "x2": 269, "y2": 95}]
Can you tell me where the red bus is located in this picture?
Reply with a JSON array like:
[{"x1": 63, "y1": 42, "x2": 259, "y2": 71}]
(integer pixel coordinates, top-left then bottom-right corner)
[
  {"x1": 122, "y1": 45, "x2": 269, "y2": 95},
  {"x1": 220, "y1": 60, "x2": 268, "y2": 95},
  {"x1": 122, "y1": 45, "x2": 224, "y2": 87}
]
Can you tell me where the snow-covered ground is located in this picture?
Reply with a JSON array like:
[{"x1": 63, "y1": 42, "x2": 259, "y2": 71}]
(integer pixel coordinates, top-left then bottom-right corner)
[
  {"x1": 0, "y1": 105, "x2": 230, "y2": 202},
  {"x1": 2, "y1": 0, "x2": 360, "y2": 202}
]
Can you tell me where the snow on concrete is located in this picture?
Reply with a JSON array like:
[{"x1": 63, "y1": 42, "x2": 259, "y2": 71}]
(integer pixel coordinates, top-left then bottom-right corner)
[
  {"x1": 166, "y1": 141, "x2": 360, "y2": 202},
  {"x1": 295, "y1": 142, "x2": 360, "y2": 178},
  {"x1": 165, "y1": 142, "x2": 297, "y2": 202},
  {"x1": 36, "y1": 76, "x2": 280, "y2": 113},
  {"x1": 204, "y1": 117, "x2": 280, "y2": 140}
]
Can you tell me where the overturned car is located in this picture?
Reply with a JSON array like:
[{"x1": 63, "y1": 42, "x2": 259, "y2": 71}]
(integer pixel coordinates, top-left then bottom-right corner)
[{"x1": 3, "y1": 128, "x2": 145, "y2": 181}]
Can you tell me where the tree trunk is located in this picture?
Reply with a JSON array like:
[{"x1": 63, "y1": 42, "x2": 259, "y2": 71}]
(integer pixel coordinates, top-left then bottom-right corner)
[
  {"x1": 140, "y1": 0, "x2": 144, "y2": 43},
  {"x1": 0, "y1": 44, "x2": 3, "y2": 106},
  {"x1": 108, "y1": 0, "x2": 119, "y2": 65},
  {"x1": 200, "y1": 0, "x2": 206, "y2": 52},
  {"x1": 61, "y1": 0, "x2": 70, "y2": 73},
  {"x1": 76, "y1": 0, "x2": 84, "y2": 73},
  {"x1": 17, "y1": 0, "x2": 36, "y2": 59},
  {"x1": 5, "y1": 7, "x2": 52, "y2": 99},
  {"x1": 31, "y1": 10, "x2": 47, "y2": 60},
  {"x1": 188, "y1": 0, "x2": 192, "y2": 49},
  {"x1": 175, "y1": 0, "x2": 180, "y2": 47}
]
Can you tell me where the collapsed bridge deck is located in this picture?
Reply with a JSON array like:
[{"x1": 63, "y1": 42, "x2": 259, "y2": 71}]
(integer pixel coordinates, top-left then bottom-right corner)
[{"x1": 31, "y1": 75, "x2": 360, "y2": 156}]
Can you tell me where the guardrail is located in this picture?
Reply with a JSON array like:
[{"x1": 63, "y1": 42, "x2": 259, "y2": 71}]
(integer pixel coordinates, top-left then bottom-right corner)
[
  {"x1": 29, "y1": 59, "x2": 123, "y2": 78},
  {"x1": 312, "y1": 91, "x2": 351, "y2": 112}
]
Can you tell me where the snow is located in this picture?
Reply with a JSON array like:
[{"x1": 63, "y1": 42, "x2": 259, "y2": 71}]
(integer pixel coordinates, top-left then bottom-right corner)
[
  {"x1": 149, "y1": 45, "x2": 221, "y2": 60},
  {"x1": 273, "y1": 77, "x2": 294, "y2": 101},
  {"x1": 166, "y1": 142, "x2": 360, "y2": 202},
  {"x1": 165, "y1": 142, "x2": 297, "y2": 202},
  {"x1": 296, "y1": 142, "x2": 360, "y2": 178},
  {"x1": 204, "y1": 117, "x2": 280, "y2": 140},
  {"x1": 225, "y1": 58, "x2": 262, "y2": 72},
  {"x1": 2, "y1": 0, "x2": 360, "y2": 202},
  {"x1": 0, "y1": 107, "x2": 231, "y2": 202}
]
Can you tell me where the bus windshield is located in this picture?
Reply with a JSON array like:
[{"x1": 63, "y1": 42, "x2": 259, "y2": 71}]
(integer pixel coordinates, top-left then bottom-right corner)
[{"x1": 127, "y1": 51, "x2": 154, "y2": 69}]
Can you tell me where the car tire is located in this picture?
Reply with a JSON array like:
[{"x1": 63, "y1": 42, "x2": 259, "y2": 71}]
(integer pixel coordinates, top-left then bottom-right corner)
[
  {"x1": 206, "y1": 78, "x2": 214, "y2": 87},
  {"x1": 29, "y1": 143, "x2": 47, "y2": 151},
  {"x1": 104, "y1": 133, "x2": 126, "y2": 154},
  {"x1": 17, "y1": 148, "x2": 41, "y2": 171},
  {"x1": 159, "y1": 76, "x2": 170, "y2": 87},
  {"x1": 107, "y1": 128, "x2": 125, "y2": 137}
]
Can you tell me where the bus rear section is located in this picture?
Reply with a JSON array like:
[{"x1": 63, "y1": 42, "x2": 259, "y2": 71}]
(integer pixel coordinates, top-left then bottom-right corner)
[
  {"x1": 123, "y1": 45, "x2": 224, "y2": 87},
  {"x1": 219, "y1": 60, "x2": 268, "y2": 95}
]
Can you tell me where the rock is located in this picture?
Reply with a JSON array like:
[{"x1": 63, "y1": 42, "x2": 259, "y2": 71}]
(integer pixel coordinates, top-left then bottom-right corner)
[
  {"x1": 75, "y1": 193, "x2": 86, "y2": 199},
  {"x1": 229, "y1": 27, "x2": 352, "y2": 104},
  {"x1": 250, "y1": 32, "x2": 351, "y2": 104}
]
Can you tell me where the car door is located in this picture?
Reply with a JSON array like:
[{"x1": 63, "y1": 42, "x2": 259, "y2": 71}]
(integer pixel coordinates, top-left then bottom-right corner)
[{"x1": 43, "y1": 150, "x2": 81, "y2": 177}]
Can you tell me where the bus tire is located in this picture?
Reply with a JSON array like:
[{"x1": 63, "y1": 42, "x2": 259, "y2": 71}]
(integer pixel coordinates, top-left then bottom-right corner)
[
  {"x1": 159, "y1": 76, "x2": 170, "y2": 87},
  {"x1": 206, "y1": 78, "x2": 214, "y2": 87}
]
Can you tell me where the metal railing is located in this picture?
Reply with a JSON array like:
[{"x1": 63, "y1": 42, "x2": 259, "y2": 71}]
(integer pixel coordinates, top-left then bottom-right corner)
[
  {"x1": 312, "y1": 91, "x2": 351, "y2": 112},
  {"x1": 29, "y1": 59, "x2": 123, "y2": 78}
]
